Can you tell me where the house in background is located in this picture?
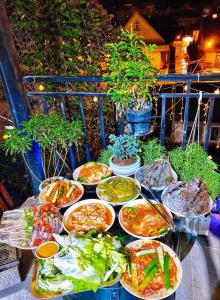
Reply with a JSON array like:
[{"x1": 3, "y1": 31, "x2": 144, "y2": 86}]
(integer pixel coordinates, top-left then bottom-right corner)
[{"x1": 124, "y1": 11, "x2": 170, "y2": 74}]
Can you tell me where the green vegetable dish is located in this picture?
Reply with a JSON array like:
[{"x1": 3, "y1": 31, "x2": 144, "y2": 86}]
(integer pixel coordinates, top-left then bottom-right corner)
[
  {"x1": 33, "y1": 232, "x2": 127, "y2": 297},
  {"x1": 96, "y1": 176, "x2": 140, "y2": 205}
]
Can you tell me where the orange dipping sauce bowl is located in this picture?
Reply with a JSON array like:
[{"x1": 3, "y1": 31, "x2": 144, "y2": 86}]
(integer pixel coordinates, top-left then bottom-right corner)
[{"x1": 35, "y1": 241, "x2": 59, "y2": 260}]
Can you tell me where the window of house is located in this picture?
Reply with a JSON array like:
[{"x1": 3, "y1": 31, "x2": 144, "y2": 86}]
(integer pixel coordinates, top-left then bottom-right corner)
[
  {"x1": 134, "y1": 22, "x2": 141, "y2": 31},
  {"x1": 216, "y1": 54, "x2": 220, "y2": 66}
]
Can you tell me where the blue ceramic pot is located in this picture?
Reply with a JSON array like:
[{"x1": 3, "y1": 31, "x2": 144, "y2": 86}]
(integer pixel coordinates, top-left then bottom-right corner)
[{"x1": 126, "y1": 103, "x2": 153, "y2": 136}]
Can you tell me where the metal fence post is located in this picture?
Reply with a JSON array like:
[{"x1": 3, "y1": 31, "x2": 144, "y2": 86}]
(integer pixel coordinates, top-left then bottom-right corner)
[{"x1": 0, "y1": 3, "x2": 42, "y2": 194}]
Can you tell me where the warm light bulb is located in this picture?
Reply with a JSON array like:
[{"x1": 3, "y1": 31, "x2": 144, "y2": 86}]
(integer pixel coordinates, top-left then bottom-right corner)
[
  {"x1": 38, "y1": 84, "x2": 45, "y2": 91},
  {"x1": 93, "y1": 96, "x2": 98, "y2": 102},
  {"x1": 214, "y1": 88, "x2": 220, "y2": 94},
  {"x1": 212, "y1": 13, "x2": 218, "y2": 19},
  {"x1": 206, "y1": 41, "x2": 213, "y2": 48}
]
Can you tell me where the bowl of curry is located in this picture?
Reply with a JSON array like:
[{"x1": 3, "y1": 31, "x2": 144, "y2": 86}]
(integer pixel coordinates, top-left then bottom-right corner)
[
  {"x1": 73, "y1": 162, "x2": 112, "y2": 185},
  {"x1": 63, "y1": 199, "x2": 115, "y2": 233},
  {"x1": 119, "y1": 199, "x2": 172, "y2": 239}
]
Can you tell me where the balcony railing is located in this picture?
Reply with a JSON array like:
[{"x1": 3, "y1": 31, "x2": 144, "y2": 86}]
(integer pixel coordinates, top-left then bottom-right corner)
[{"x1": 22, "y1": 74, "x2": 220, "y2": 177}]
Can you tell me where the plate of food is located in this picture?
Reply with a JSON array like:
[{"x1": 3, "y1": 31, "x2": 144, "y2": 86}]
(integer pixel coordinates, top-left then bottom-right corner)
[
  {"x1": 96, "y1": 176, "x2": 141, "y2": 206},
  {"x1": 161, "y1": 178, "x2": 213, "y2": 218},
  {"x1": 135, "y1": 159, "x2": 177, "y2": 191},
  {"x1": 73, "y1": 162, "x2": 112, "y2": 185},
  {"x1": 31, "y1": 231, "x2": 127, "y2": 298},
  {"x1": 120, "y1": 239, "x2": 182, "y2": 300},
  {"x1": 119, "y1": 199, "x2": 172, "y2": 239},
  {"x1": 39, "y1": 176, "x2": 64, "y2": 192},
  {"x1": 0, "y1": 204, "x2": 63, "y2": 249},
  {"x1": 39, "y1": 179, "x2": 84, "y2": 208},
  {"x1": 63, "y1": 199, "x2": 115, "y2": 233}
]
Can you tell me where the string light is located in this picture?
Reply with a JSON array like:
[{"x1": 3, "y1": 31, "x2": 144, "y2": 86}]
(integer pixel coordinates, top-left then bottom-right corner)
[
  {"x1": 214, "y1": 88, "x2": 220, "y2": 94},
  {"x1": 93, "y1": 96, "x2": 98, "y2": 102}
]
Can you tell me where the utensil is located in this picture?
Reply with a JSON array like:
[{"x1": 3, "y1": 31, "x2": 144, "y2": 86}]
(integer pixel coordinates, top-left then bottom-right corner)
[
  {"x1": 143, "y1": 184, "x2": 176, "y2": 229},
  {"x1": 131, "y1": 182, "x2": 176, "y2": 231}
]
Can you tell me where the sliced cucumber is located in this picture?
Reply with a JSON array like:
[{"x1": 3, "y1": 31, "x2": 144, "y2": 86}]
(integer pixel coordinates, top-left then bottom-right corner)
[
  {"x1": 52, "y1": 190, "x2": 59, "y2": 203},
  {"x1": 156, "y1": 246, "x2": 164, "y2": 270},
  {"x1": 45, "y1": 182, "x2": 57, "y2": 197},
  {"x1": 136, "y1": 249, "x2": 156, "y2": 257},
  {"x1": 66, "y1": 185, "x2": 76, "y2": 198}
]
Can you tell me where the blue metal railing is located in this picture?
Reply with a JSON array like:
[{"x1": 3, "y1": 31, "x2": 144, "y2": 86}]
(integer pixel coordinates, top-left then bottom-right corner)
[{"x1": 22, "y1": 75, "x2": 220, "y2": 182}]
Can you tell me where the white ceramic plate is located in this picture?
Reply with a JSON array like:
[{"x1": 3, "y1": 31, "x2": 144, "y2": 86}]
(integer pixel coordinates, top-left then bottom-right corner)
[
  {"x1": 120, "y1": 239, "x2": 183, "y2": 300},
  {"x1": 118, "y1": 199, "x2": 172, "y2": 239},
  {"x1": 73, "y1": 162, "x2": 112, "y2": 186},
  {"x1": 39, "y1": 179, "x2": 84, "y2": 208},
  {"x1": 161, "y1": 183, "x2": 213, "y2": 218},
  {"x1": 96, "y1": 176, "x2": 141, "y2": 206},
  {"x1": 62, "y1": 199, "x2": 115, "y2": 233},
  {"x1": 135, "y1": 165, "x2": 178, "y2": 192}
]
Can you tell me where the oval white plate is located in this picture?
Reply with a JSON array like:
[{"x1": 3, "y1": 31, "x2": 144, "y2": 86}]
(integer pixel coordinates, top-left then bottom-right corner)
[
  {"x1": 161, "y1": 183, "x2": 213, "y2": 218},
  {"x1": 135, "y1": 165, "x2": 178, "y2": 192},
  {"x1": 120, "y1": 239, "x2": 183, "y2": 300},
  {"x1": 39, "y1": 179, "x2": 84, "y2": 208},
  {"x1": 73, "y1": 163, "x2": 112, "y2": 186},
  {"x1": 118, "y1": 199, "x2": 172, "y2": 239},
  {"x1": 96, "y1": 176, "x2": 141, "y2": 206},
  {"x1": 62, "y1": 199, "x2": 115, "y2": 233}
]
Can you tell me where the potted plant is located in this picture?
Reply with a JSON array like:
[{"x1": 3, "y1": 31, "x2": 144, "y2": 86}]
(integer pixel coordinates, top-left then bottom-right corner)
[
  {"x1": 105, "y1": 29, "x2": 158, "y2": 136},
  {"x1": 2, "y1": 113, "x2": 83, "y2": 189},
  {"x1": 108, "y1": 134, "x2": 140, "y2": 176},
  {"x1": 168, "y1": 143, "x2": 220, "y2": 200}
]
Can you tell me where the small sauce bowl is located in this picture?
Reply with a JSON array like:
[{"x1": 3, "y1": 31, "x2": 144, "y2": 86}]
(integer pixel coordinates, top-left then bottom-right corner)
[{"x1": 35, "y1": 241, "x2": 59, "y2": 260}]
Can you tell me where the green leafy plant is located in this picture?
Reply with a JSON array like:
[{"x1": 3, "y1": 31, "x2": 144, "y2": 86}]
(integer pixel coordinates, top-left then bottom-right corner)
[
  {"x1": 141, "y1": 138, "x2": 166, "y2": 165},
  {"x1": 105, "y1": 29, "x2": 158, "y2": 112},
  {"x1": 108, "y1": 134, "x2": 139, "y2": 160},
  {"x1": 5, "y1": 0, "x2": 114, "y2": 76},
  {"x1": 2, "y1": 113, "x2": 83, "y2": 180},
  {"x1": 98, "y1": 148, "x2": 113, "y2": 165},
  {"x1": 168, "y1": 143, "x2": 220, "y2": 199}
]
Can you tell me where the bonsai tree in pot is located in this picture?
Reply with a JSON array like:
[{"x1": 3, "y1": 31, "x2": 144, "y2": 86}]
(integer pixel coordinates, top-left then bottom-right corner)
[
  {"x1": 108, "y1": 134, "x2": 140, "y2": 176},
  {"x1": 105, "y1": 29, "x2": 158, "y2": 136}
]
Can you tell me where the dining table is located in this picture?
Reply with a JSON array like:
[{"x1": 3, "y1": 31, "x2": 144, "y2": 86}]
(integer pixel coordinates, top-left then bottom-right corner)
[{"x1": 18, "y1": 182, "x2": 201, "y2": 300}]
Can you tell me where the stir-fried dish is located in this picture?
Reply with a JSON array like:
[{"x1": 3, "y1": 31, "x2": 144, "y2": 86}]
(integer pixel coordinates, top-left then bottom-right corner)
[
  {"x1": 65, "y1": 203, "x2": 113, "y2": 232},
  {"x1": 77, "y1": 162, "x2": 112, "y2": 184},
  {"x1": 121, "y1": 204, "x2": 169, "y2": 237},
  {"x1": 135, "y1": 159, "x2": 176, "y2": 190},
  {"x1": 97, "y1": 177, "x2": 140, "y2": 204},
  {"x1": 122, "y1": 241, "x2": 178, "y2": 298},
  {"x1": 40, "y1": 179, "x2": 83, "y2": 208},
  {"x1": 34, "y1": 232, "x2": 127, "y2": 296}
]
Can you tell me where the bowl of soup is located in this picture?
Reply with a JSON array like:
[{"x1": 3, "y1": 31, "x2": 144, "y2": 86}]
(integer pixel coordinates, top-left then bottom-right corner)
[
  {"x1": 35, "y1": 241, "x2": 59, "y2": 260},
  {"x1": 119, "y1": 199, "x2": 172, "y2": 239},
  {"x1": 63, "y1": 199, "x2": 115, "y2": 233}
]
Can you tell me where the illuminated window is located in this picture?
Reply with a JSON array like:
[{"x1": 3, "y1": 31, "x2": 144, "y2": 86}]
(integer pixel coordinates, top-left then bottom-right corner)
[
  {"x1": 134, "y1": 22, "x2": 141, "y2": 31},
  {"x1": 216, "y1": 54, "x2": 220, "y2": 66}
]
